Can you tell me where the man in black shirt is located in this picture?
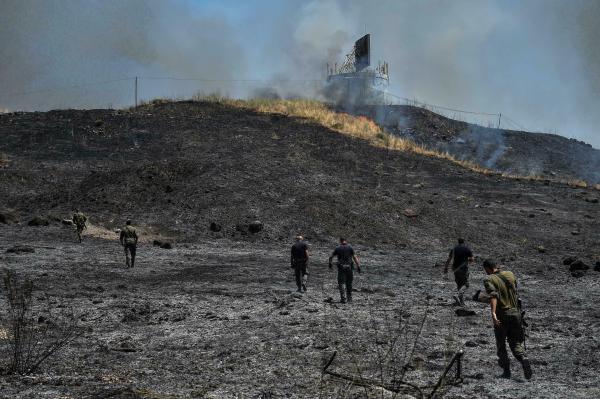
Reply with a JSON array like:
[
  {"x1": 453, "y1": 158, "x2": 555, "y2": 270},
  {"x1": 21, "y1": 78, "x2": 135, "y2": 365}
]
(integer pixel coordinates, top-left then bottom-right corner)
[
  {"x1": 443, "y1": 238, "x2": 474, "y2": 306},
  {"x1": 290, "y1": 235, "x2": 309, "y2": 292},
  {"x1": 329, "y1": 237, "x2": 361, "y2": 303}
]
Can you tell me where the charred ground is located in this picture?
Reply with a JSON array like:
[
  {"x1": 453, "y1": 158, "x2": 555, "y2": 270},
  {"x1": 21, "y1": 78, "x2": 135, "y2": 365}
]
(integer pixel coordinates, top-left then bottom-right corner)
[
  {"x1": 354, "y1": 104, "x2": 600, "y2": 183},
  {"x1": 0, "y1": 100, "x2": 599, "y2": 398}
]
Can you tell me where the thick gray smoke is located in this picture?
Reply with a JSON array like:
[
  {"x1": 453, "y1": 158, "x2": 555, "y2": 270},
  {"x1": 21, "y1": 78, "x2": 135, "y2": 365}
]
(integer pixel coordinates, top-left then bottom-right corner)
[
  {"x1": 1, "y1": 0, "x2": 599, "y2": 146},
  {"x1": 0, "y1": 0, "x2": 244, "y2": 109}
]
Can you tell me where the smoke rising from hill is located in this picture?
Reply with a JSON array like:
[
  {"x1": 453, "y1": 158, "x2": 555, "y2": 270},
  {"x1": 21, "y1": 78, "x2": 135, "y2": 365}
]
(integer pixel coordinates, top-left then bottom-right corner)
[{"x1": 0, "y1": 0, "x2": 599, "y2": 146}]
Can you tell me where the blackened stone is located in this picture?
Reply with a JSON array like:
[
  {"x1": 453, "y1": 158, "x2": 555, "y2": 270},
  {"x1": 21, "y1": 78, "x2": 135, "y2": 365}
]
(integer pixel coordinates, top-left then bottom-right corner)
[
  {"x1": 6, "y1": 245, "x2": 35, "y2": 254},
  {"x1": 248, "y1": 220, "x2": 263, "y2": 234},
  {"x1": 455, "y1": 308, "x2": 477, "y2": 317},
  {"x1": 153, "y1": 240, "x2": 162, "y2": 247},
  {"x1": 0, "y1": 211, "x2": 18, "y2": 224},
  {"x1": 209, "y1": 222, "x2": 222, "y2": 232},
  {"x1": 563, "y1": 256, "x2": 577, "y2": 266},
  {"x1": 28, "y1": 216, "x2": 49, "y2": 226},
  {"x1": 571, "y1": 270, "x2": 586, "y2": 278},
  {"x1": 160, "y1": 242, "x2": 173, "y2": 249},
  {"x1": 569, "y1": 260, "x2": 589, "y2": 272}
]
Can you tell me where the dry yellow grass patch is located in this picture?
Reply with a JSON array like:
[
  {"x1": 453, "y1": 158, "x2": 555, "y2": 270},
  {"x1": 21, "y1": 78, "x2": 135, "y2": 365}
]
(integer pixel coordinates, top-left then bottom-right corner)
[
  {"x1": 182, "y1": 96, "x2": 600, "y2": 190},
  {"x1": 218, "y1": 98, "x2": 496, "y2": 174}
]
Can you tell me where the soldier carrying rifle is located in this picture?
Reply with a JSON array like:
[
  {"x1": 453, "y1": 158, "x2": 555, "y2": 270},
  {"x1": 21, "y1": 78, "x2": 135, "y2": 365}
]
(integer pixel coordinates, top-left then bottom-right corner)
[
  {"x1": 72, "y1": 208, "x2": 87, "y2": 243},
  {"x1": 474, "y1": 259, "x2": 533, "y2": 380}
]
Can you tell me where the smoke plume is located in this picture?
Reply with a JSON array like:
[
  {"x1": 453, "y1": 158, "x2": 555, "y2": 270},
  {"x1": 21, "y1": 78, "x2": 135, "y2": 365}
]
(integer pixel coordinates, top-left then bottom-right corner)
[{"x1": 1, "y1": 0, "x2": 599, "y2": 146}]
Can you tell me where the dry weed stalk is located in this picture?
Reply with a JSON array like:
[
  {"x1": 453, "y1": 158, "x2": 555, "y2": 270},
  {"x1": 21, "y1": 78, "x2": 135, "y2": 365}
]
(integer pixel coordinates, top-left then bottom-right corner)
[{"x1": 0, "y1": 269, "x2": 81, "y2": 375}]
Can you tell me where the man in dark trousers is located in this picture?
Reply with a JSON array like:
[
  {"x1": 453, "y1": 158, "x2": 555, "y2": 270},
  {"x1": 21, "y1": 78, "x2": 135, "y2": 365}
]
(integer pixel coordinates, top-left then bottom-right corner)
[
  {"x1": 290, "y1": 235, "x2": 309, "y2": 292},
  {"x1": 119, "y1": 219, "x2": 138, "y2": 268},
  {"x1": 481, "y1": 259, "x2": 532, "y2": 380},
  {"x1": 444, "y1": 238, "x2": 474, "y2": 306},
  {"x1": 329, "y1": 237, "x2": 360, "y2": 303}
]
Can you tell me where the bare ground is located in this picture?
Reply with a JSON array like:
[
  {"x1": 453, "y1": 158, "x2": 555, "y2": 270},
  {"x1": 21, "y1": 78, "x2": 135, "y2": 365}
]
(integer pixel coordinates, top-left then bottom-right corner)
[{"x1": 1, "y1": 101, "x2": 600, "y2": 398}]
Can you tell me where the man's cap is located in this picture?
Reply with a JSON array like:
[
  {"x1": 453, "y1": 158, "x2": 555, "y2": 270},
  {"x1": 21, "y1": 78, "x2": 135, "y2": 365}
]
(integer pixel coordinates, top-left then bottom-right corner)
[
  {"x1": 482, "y1": 259, "x2": 496, "y2": 268},
  {"x1": 126, "y1": 219, "x2": 132, "y2": 225}
]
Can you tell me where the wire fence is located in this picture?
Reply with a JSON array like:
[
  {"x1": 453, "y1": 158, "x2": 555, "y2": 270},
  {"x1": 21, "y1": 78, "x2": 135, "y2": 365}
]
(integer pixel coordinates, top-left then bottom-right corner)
[{"x1": 0, "y1": 75, "x2": 528, "y2": 132}]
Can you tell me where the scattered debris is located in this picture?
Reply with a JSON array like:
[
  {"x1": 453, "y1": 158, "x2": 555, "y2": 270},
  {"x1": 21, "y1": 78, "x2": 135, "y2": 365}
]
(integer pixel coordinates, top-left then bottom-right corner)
[
  {"x1": 563, "y1": 256, "x2": 577, "y2": 265},
  {"x1": 153, "y1": 240, "x2": 173, "y2": 249},
  {"x1": 571, "y1": 270, "x2": 586, "y2": 278},
  {"x1": 0, "y1": 211, "x2": 19, "y2": 224},
  {"x1": 569, "y1": 260, "x2": 589, "y2": 272},
  {"x1": 536, "y1": 245, "x2": 546, "y2": 253},
  {"x1": 403, "y1": 208, "x2": 419, "y2": 218},
  {"x1": 248, "y1": 220, "x2": 263, "y2": 234},
  {"x1": 455, "y1": 308, "x2": 477, "y2": 317},
  {"x1": 109, "y1": 337, "x2": 139, "y2": 353},
  {"x1": 6, "y1": 245, "x2": 35, "y2": 254},
  {"x1": 28, "y1": 216, "x2": 49, "y2": 226}
]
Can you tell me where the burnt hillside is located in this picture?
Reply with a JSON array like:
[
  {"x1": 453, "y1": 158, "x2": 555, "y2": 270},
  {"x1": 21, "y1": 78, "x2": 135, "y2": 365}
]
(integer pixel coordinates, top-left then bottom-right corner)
[
  {"x1": 1, "y1": 100, "x2": 600, "y2": 398},
  {"x1": 1, "y1": 100, "x2": 598, "y2": 257},
  {"x1": 354, "y1": 104, "x2": 600, "y2": 183}
]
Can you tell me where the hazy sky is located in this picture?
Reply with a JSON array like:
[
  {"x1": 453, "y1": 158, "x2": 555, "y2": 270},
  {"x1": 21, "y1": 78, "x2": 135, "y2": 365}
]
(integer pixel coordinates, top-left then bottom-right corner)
[{"x1": 1, "y1": 0, "x2": 599, "y2": 146}]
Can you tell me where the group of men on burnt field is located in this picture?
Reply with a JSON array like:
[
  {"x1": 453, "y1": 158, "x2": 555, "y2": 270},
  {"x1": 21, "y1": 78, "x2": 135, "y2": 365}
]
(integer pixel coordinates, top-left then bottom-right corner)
[
  {"x1": 71, "y1": 210, "x2": 138, "y2": 268},
  {"x1": 72, "y1": 209, "x2": 531, "y2": 381},
  {"x1": 291, "y1": 235, "x2": 360, "y2": 303},
  {"x1": 291, "y1": 235, "x2": 532, "y2": 381}
]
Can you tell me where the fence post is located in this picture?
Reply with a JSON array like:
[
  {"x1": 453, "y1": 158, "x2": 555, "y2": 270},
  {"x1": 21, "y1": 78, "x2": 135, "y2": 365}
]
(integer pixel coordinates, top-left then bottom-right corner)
[
  {"x1": 497, "y1": 112, "x2": 502, "y2": 129},
  {"x1": 134, "y1": 76, "x2": 138, "y2": 108}
]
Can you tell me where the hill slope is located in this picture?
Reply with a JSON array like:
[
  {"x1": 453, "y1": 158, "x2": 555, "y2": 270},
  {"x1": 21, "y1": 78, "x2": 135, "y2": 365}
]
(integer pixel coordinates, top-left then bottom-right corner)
[
  {"x1": 0, "y1": 100, "x2": 599, "y2": 398},
  {"x1": 1, "y1": 100, "x2": 598, "y2": 254},
  {"x1": 354, "y1": 104, "x2": 600, "y2": 183}
]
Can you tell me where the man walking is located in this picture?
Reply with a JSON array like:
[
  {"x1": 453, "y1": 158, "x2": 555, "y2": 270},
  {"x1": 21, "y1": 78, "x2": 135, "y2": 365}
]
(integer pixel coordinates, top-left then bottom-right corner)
[
  {"x1": 482, "y1": 259, "x2": 532, "y2": 380},
  {"x1": 119, "y1": 219, "x2": 138, "y2": 268},
  {"x1": 72, "y1": 208, "x2": 87, "y2": 243},
  {"x1": 290, "y1": 235, "x2": 309, "y2": 292},
  {"x1": 329, "y1": 237, "x2": 360, "y2": 303},
  {"x1": 443, "y1": 238, "x2": 474, "y2": 306}
]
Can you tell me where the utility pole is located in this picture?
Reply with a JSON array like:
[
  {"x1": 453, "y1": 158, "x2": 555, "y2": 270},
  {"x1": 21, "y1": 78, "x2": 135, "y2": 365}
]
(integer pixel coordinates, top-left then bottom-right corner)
[
  {"x1": 134, "y1": 76, "x2": 138, "y2": 108},
  {"x1": 497, "y1": 112, "x2": 502, "y2": 129}
]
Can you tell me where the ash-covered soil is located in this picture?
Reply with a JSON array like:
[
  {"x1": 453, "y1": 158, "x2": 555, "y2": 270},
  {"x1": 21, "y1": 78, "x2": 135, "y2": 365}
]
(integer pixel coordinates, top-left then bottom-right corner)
[
  {"x1": 354, "y1": 104, "x2": 600, "y2": 183},
  {"x1": 1, "y1": 100, "x2": 600, "y2": 398}
]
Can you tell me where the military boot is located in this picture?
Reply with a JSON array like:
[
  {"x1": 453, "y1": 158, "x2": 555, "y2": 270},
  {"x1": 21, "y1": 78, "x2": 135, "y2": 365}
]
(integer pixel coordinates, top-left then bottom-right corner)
[
  {"x1": 458, "y1": 291, "x2": 466, "y2": 307},
  {"x1": 521, "y1": 358, "x2": 533, "y2": 380},
  {"x1": 338, "y1": 284, "x2": 346, "y2": 303},
  {"x1": 500, "y1": 367, "x2": 511, "y2": 379}
]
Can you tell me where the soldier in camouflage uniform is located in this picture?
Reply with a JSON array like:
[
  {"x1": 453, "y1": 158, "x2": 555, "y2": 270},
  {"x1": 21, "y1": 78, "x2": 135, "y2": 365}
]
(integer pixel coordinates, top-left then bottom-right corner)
[
  {"x1": 119, "y1": 219, "x2": 138, "y2": 268},
  {"x1": 72, "y1": 209, "x2": 87, "y2": 243},
  {"x1": 482, "y1": 259, "x2": 532, "y2": 380}
]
